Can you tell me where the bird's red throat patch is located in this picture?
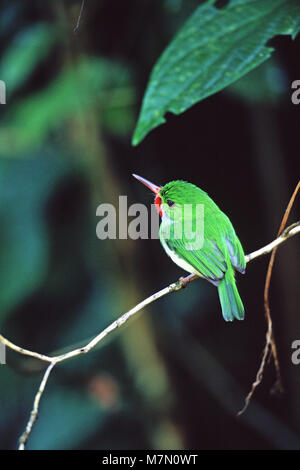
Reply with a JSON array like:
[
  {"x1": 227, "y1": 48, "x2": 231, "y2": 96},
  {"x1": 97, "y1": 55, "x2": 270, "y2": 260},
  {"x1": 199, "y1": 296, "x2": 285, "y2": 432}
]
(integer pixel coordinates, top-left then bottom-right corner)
[{"x1": 155, "y1": 195, "x2": 162, "y2": 216}]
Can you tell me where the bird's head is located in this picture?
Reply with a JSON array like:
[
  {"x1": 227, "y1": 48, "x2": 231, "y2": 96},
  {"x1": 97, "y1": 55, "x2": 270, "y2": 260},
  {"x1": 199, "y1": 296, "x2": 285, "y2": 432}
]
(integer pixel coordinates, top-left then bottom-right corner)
[{"x1": 132, "y1": 174, "x2": 201, "y2": 219}]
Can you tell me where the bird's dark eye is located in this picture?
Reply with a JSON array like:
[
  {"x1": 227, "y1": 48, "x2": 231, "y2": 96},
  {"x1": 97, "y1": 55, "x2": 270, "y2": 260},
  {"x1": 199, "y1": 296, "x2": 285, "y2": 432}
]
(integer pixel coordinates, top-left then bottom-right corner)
[{"x1": 167, "y1": 200, "x2": 175, "y2": 207}]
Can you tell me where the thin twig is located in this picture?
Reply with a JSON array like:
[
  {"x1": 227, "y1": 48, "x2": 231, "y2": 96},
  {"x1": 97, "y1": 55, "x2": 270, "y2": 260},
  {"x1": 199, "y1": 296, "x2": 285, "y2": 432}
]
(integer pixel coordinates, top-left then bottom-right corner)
[
  {"x1": 18, "y1": 362, "x2": 56, "y2": 450},
  {"x1": 0, "y1": 336, "x2": 53, "y2": 363},
  {"x1": 0, "y1": 281, "x2": 185, "y2": 367},
  {"x1": 267, "y1": 184, "x2": 300, "y2": 393},
  {"x1": 74, "y1": 0, "x2": 85, "y2": 33},
  {"x1": 0, "y1": 220, "x2": 299, "y2": 449},
  {"x1": 238, "y1": 181, "x2": 300, "y2": 416},
  {"x1": 244, "y1": 223, "x2": 300, "y2": 263}
]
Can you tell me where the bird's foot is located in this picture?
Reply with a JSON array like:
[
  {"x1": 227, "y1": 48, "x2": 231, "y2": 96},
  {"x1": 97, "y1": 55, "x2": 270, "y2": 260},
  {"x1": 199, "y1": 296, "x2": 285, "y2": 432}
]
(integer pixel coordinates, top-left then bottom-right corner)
[{"x1": 179, "y1": 274, "x2": 198, "y2": 288}]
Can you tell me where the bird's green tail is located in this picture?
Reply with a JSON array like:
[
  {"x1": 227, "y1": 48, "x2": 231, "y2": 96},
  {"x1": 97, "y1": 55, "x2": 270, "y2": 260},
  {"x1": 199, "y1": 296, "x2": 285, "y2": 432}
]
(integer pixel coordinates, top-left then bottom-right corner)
[{"x1": 217, "y1": 269, "x2": 244, "y2": 322}]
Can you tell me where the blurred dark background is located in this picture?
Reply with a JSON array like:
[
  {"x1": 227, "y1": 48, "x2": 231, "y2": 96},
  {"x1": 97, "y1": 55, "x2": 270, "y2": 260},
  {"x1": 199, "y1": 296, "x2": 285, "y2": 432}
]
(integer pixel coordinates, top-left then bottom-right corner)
[{"x1": 0, "y1": 0, "x2": 299, "y2": 450}]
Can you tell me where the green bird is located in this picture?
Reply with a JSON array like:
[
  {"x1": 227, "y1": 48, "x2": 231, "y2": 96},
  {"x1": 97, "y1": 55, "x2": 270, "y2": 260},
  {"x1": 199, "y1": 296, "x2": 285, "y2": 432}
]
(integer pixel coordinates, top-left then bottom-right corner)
[{"x1": 133, "y1": 174, "x2": 246, "y2": 322}]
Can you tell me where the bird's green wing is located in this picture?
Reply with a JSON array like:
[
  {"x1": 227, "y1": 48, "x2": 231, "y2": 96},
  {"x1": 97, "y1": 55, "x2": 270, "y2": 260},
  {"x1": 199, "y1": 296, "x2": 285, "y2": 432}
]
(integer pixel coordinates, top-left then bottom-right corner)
[
  {"x1": 162, "y1": 235, "x2": 227, "y2": 286},
  {"x1": 204, "y1": 210, "x2": 246, "y2": 274},
  {"x1": 224, "y1": 226, "x2": 246, "y2": 274}
]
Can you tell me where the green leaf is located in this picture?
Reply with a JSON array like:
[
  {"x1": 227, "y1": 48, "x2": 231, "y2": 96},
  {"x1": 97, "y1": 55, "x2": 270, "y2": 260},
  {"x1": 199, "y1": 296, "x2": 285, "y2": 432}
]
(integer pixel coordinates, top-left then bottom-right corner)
[{"x1": 132, "y1": 0, "x2": 300, "y2": 145}]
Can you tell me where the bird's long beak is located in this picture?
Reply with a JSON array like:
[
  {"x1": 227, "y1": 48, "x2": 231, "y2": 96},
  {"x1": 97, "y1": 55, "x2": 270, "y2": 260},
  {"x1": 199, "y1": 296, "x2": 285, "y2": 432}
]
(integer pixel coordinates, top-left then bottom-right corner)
[{"x1": 132, "y1": 174, "x2": 161, "y2": 194}]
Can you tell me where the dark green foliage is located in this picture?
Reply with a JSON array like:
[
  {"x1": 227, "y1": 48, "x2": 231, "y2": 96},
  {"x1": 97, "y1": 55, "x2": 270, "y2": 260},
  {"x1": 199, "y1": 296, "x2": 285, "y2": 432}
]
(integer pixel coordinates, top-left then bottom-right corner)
[{"x1": 132, "y1": 0, "x2": 300, "y2": 145}]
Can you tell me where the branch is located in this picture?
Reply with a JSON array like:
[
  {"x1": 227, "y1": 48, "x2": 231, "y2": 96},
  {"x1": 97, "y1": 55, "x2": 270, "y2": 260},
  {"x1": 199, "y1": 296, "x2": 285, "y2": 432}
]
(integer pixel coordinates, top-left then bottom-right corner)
[
  {"x1": 238, "y1": 181, "x2": 300, "y2": 416},
  {"x1": 18, "y1": 362, "x2": 55, "y2": 450},
  {"x1": 0, "y1": 220, "x2": 299, "y2": 449},
  {"x1": 73, "y1": 0, "x2": 85, "y2": 33},
  {"x1": 2, "y1": 222, "x2": 299, "y2": 366},
  {"x1": 244, "y1": 223, "x2": 300, "y2": 263}
]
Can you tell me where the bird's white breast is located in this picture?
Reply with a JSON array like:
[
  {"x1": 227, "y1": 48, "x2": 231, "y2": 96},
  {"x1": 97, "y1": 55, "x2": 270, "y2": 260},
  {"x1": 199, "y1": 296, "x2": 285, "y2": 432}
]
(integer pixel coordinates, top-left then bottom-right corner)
[{"x1": 160, "y1": 236, "x2": 200, "y2": 276}]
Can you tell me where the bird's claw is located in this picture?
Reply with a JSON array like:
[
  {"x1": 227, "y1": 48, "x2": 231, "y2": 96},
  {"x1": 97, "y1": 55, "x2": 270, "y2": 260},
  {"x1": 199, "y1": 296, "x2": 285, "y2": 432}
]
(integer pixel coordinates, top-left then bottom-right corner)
[{"x1": 179, "y1": 276, "x2": 189, "y2": 288}]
